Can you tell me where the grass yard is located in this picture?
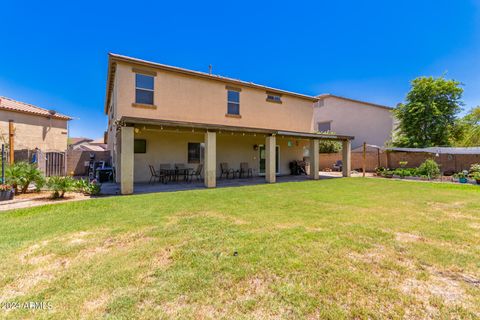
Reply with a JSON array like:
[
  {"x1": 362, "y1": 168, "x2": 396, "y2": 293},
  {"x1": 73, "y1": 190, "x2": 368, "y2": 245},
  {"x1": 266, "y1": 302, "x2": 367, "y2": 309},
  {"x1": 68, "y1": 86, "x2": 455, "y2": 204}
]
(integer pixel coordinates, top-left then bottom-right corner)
[{"x1": 0, "y1": 178, "x2": 479, "y2": 319}]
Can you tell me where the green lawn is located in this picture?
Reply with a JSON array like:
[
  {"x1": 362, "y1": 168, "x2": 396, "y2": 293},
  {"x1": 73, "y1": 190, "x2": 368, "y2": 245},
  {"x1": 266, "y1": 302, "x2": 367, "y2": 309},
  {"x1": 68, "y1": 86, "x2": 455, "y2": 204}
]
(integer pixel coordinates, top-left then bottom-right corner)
[{"x1": 0, "y1": 178, "x2": 479, "y2": 319}]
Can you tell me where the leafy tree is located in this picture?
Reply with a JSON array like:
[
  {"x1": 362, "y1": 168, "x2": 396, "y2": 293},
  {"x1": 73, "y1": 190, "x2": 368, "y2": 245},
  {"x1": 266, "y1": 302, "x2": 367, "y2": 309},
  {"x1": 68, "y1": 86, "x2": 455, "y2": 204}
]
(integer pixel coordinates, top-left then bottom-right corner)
[
  {"x1": 316, "y1": 131, "x2": 342, "y2": 153},
  {"x1": 454, "y1": 106, "x2": 480, "y2": 146},
  {"x1": 393, "y1": 76, "x2": 463, "y2": 147}
]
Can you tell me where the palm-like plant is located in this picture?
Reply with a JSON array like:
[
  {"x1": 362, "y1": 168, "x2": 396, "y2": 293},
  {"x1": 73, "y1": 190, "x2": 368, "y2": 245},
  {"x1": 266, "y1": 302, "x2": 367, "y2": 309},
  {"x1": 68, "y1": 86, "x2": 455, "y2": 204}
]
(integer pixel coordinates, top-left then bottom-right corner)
[{"x1": 47, "y1": 176, "x2": 74, "y2": 198}]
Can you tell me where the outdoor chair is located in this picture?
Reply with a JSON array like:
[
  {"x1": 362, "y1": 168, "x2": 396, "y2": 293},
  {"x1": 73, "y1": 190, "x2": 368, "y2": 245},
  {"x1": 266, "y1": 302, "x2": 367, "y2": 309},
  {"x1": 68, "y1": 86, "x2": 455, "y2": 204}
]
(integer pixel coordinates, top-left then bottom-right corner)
[
  {"x1": 220, "y1": 162, "x2": 235, "y2": 179},
  {"x1": 188, "y1": 164, "x2": 203, "y2": 182},
  {"x1": 239, "y1": 162, "x2": 253, "y2": 178},
  {"x1": 148, "y1": 165, "x2": 164, "y2": 184},
  {"x1": 160, "y1": 163, "x2": 174, "y2": 182},
  {"x1": 175, "y1": 163, "x2": 189, "y2": 181},
  {"x1": 333, "y1": 160, "x2": 343, "y2": 172}
]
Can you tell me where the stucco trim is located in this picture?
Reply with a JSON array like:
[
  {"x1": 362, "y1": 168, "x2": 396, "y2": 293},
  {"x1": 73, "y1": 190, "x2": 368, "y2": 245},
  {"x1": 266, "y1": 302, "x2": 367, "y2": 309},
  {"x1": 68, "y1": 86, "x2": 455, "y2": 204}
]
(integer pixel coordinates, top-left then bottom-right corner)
[
  {"x1": 132, "y1": 68, "x2": 157, "y2": 77},
  {"x1": 225, "y1": 113, "x2": 242, "y2": 118},
  {"x1": 132, "y1": 103, "x2": 157, "y2": 110}
]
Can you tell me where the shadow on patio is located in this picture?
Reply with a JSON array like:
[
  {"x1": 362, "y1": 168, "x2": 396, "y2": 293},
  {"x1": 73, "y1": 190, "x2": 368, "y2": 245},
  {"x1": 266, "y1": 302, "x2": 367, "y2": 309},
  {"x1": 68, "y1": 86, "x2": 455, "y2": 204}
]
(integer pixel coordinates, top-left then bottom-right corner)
[{"x1": 101, "y1": 172, "x2": 342, "y2": 195}]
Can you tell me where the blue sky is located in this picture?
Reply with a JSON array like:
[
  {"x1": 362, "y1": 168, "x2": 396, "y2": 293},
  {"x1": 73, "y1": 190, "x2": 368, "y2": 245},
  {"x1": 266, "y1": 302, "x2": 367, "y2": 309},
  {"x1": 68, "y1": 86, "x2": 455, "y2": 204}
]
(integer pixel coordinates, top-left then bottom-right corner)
[{"x1": 1, "y1": 0, "x2": 479, "y2": 138}]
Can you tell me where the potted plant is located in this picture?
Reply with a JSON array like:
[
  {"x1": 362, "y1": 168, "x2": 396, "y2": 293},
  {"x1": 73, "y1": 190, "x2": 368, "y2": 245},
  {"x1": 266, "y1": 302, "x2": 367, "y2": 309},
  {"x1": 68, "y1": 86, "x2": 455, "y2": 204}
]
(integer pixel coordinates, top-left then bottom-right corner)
[
  {"x1": 0, "y1": 184, "x2": 14, "y2": 201},
  {"x1": 473, "y1": 172, "x2": 480, "y2": 185},
  {"x1": 454, "y1": 171, "x2": 468, "y2": 184}
]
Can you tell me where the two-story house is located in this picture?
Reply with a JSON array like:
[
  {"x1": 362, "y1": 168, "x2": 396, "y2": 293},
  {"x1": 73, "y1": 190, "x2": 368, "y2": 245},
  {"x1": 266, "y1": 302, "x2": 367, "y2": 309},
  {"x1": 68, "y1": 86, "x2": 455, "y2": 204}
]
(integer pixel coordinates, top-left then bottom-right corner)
[{"x1": 104, "y1": 54, "x2": 353, "y2": 194}]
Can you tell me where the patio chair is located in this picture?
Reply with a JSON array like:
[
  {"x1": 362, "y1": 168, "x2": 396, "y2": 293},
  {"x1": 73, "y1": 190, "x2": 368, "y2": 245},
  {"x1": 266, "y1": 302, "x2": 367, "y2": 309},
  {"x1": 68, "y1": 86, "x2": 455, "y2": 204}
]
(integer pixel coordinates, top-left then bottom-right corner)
[
  {"x1": 148, "y1": 165, "x2": 164, "y2": 184},
  {"x1": 220, "y1": 162, "x2": 235, "y2": 179},
  {"x1": 333, "y1": 160, "x2": 343, "y2": 172},
  {"x1": 239, "y1": 162, "x2": 253, "y2": 178},
  {"x1": 175, "y1": 163, "x2": 189, "y2": 181},
  {"x1": 188, "y1": 164, "x2": 203, "y2": 182},
  {"x1": 160, "y1": 163, "x2": 173, "y2": 182}
]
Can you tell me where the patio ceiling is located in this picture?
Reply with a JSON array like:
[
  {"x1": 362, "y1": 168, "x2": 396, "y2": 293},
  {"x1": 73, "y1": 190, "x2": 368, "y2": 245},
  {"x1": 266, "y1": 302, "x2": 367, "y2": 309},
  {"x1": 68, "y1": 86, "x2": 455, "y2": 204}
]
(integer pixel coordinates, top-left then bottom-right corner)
[{"x1": 119, "y1": 116, "x2": 354, "y2": 141}]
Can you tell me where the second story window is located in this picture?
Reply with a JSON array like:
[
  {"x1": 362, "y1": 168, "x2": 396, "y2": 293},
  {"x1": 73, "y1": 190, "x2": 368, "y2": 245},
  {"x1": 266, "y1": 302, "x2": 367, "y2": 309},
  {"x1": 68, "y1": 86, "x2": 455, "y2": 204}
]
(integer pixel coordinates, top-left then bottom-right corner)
[
  {"x1": 135, "y1": 74, "x2": 154, "y2": 105},
  {"x1": 227, "y1": 89, "x2": 240, "y2": 115},
  {"x1": 317, "y1": 121, "x2": 332, "y2": 132},
  {"x1": 266, "y1": 92, "x2": 282, "y2": 103}
]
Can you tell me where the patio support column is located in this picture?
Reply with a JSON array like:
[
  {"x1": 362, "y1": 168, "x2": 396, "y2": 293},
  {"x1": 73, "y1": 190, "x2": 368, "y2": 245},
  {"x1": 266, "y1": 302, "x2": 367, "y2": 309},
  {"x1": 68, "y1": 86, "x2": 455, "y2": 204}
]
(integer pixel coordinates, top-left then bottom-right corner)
[
  {"x1": 120, "y1": 126, "x2": 134, "y2": 194},
  {"x1": 265, "y1": 135, "x2": 276, "y2": 183},
  {"x1": 204, "y1": 131, "x2": 216, "y2": 188},
  {"x1": 310, "y1": 139, "x2": 319, "y2": 180},
  {"x1": 342, "y1": 139, "x2": 351, "y2": 177}
]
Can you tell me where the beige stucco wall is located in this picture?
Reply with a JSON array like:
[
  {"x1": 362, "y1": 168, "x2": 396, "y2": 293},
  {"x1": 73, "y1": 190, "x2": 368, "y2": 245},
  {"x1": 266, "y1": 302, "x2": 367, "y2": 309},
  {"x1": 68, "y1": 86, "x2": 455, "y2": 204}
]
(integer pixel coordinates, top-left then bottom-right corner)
[
  {"x1": 113, "y1": 62, "x2": 315, "y2": 133},
  {"x1": 0, "y1": 110, "x2": 68, "y2": 152},
  {"x1": 313, "y1": 97, "x2": 394, "y2": 148},
  {"x1": 130, "y1": 129, "x2": 308, "y2": 182}
]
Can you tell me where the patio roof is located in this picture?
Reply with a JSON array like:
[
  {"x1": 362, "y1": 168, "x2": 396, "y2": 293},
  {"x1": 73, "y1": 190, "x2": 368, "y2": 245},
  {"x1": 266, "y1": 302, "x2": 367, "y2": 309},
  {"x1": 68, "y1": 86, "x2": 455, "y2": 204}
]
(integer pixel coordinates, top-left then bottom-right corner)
[{"x1": 120, "y1": 116, "x2": 354, "y2": 141}]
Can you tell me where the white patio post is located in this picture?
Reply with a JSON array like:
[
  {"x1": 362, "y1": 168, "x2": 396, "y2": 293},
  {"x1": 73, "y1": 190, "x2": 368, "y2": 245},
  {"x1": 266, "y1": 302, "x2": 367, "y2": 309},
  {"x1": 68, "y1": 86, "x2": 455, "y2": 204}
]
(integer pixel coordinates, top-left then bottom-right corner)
[
  {"x1": 310, "y1": 139, "x2": 319, "y2": 180},
  {"x1": 120, "y1": 126, "x2": 134, "y2": 194},
  {"x1": 265, "y1": 135, "x2": 276, "y2": 183},
  {"x1": 342, "y1": 139, "x2": 352, "y2": 177},
  {"x1": 204, "y1": 131, "x2": 216, "y2": 188}
]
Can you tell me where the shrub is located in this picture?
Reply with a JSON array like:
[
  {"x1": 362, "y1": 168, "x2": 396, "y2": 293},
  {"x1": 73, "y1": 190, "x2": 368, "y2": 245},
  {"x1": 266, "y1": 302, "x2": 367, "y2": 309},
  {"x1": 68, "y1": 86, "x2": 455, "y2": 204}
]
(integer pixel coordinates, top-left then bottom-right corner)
[
  {"x1": 473, "y1": 172, "x2": 480, "y2": 181},
  {"x1": 74, "y1": 179, "x2": 101, "y2": 196},
  {"x1": 47, "y1": 176, "x2": 74, "y2": 199},
  {"x1": 470, "y1": 163, "x2": 480, "y2": 174},
  {"x1": 416, "y1": 159, "x2": 440, "y2": 179},
  {"x1": 394, "y1": 168, "x2": 410, "y2": 178},
  {"x1": 5, "y1": 162, "x2": 45, "y2": 194}
]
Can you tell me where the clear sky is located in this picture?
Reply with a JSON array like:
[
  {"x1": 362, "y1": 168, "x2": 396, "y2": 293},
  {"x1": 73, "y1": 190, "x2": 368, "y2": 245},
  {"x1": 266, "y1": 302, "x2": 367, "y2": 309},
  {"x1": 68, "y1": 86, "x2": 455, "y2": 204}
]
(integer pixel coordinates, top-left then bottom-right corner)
[{"x1": 1, "y1": 0, "x2": 479, "y2": 138}]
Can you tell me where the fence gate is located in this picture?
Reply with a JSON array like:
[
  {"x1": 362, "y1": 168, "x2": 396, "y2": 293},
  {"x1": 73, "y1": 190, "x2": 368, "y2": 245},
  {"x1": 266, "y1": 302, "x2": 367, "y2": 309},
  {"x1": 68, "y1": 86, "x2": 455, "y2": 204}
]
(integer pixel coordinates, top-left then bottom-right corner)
[{"x1": 41, "y1": 152, "x2": 66, "y2": 177}]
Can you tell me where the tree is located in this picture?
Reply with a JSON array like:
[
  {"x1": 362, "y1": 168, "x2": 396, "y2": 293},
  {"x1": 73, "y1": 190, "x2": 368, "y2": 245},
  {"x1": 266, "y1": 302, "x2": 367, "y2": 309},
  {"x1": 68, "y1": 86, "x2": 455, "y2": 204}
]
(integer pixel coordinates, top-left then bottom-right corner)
[
  {"x1": 454, "y1": 106, "x2": 480, "y2": 146},
  {"x1": 393, "y1": 76, "x2": 464, "y2": 147}
]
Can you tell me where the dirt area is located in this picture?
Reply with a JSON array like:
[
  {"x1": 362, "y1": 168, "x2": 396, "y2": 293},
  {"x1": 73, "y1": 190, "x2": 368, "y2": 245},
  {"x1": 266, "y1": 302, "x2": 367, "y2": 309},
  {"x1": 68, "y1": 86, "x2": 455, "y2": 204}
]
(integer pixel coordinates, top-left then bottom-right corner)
[{"x1": 0, "y1": 191, "x2": 92, "y2": 212}]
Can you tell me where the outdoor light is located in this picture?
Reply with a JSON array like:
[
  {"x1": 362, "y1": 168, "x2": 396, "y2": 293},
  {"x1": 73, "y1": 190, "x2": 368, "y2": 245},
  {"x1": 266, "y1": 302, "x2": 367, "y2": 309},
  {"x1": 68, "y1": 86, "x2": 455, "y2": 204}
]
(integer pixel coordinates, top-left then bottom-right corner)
[{"x1": 253, "y1": 144, "x2": 259, "y2": 151}]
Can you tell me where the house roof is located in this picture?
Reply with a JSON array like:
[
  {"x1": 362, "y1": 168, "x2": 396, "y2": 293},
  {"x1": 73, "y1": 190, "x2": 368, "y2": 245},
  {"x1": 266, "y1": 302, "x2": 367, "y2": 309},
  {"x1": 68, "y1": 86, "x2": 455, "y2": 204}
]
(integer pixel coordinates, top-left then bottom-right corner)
[
  {"x1": 317, "y1": 94, "x2": 393, "y2": 110},
  {"x1": 0, "y1": 96, "x2": 72, "y2": 120},
  {"x1": 69, "y1": 137, "x2": 93, "y2": 145},
  {"x1": 105, "y1": 53, "x2": 319, "y2": 113}
]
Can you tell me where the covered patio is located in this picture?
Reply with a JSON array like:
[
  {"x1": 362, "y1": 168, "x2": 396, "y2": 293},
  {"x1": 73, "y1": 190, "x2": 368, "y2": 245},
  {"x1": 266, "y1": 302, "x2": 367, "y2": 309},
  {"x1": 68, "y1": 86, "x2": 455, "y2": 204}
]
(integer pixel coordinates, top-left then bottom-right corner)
[
  {"x1": 102, "y1": 172, "x2": 343, "y2": 195},
  {"x1": 114, "y1": 117, "x2": 353, "y2": 194}
]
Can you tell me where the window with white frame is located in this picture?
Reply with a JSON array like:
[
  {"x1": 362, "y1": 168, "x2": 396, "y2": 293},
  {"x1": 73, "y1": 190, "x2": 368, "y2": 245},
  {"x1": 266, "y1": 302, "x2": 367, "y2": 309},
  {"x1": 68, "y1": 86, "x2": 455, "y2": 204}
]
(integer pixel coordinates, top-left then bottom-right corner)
[
  {"x1": 135, "y1": 74, "x2": 154, "y2": 105},
  {"x1": 227, "y1": 89, "x2": 240, "y2": 115}
]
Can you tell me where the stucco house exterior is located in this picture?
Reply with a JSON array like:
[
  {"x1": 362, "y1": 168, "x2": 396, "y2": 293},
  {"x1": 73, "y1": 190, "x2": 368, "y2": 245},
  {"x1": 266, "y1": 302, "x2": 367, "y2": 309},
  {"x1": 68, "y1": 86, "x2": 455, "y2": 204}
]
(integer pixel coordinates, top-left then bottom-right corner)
[
  {"x1": 104, "y1": 54, "x2": 353, "y2": 194},
  {"x1": 0, "y1": 96, "x2": 71, "y2": 152},
  {"x1": 314, "y1": 94, "x2": 394, "y2": 149}
]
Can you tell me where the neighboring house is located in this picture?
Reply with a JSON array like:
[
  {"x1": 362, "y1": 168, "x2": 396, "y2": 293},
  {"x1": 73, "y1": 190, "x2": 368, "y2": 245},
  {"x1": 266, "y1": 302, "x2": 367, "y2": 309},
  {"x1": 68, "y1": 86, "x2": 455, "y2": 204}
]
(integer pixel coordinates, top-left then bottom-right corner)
[
  {"x1": 0, "y1": 96, "x2": 71, "y2": 152},
  {"x1": 104, "y1": 54, "x2": 353, "y2": 194},
  {"x1": 69, "y1": 137, "x2": 107, "y2": 152},
  {"x1": 313, "y1": 94, "x2": 394, "y2": 149}
]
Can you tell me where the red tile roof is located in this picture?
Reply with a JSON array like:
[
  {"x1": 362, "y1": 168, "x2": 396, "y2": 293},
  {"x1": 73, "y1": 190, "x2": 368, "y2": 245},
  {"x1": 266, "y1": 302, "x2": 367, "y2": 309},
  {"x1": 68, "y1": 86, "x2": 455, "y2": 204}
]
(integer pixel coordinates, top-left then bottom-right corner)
[{"x1": 0, "y1": 96, "x2": 72, "y2": 120}]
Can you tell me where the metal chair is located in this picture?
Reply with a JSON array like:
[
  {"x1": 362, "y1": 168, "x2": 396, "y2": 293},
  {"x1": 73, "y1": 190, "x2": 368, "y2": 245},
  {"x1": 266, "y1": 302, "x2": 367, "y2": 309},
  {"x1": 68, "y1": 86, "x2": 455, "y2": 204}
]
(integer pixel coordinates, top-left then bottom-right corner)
[
  {"x1": 239, "y1": 162, "x2": 253, "y2": 178},
  {"x1": 333, "y1": 160, "x2": 343, "y2": 172},
  {"x1": 148, "y1": 165, "x2": 163, "y2": 184},
  {"x1": 220, "y1": 163, "x2": 235, "y2": 179},
  {"x1": 188, "y1": 164, "x2": 203, "y2": 182},
  {"x1": 175, "y1": 163, "x2": 188, "y2": 181}
]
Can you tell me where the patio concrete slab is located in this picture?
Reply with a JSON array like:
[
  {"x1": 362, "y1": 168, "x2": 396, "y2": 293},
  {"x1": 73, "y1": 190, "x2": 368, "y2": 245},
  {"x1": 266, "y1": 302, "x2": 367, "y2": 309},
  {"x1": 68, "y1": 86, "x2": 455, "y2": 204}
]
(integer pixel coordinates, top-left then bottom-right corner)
[{"x1": 101, "y1": 173, "x2": 342, "y2": 195}]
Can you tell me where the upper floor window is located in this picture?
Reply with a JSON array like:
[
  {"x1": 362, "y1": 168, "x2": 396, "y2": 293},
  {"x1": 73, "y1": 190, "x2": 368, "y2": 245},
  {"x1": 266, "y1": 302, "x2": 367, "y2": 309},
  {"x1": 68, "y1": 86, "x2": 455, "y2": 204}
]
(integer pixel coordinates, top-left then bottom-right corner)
[
  {"x1": 266, "y1": 92, "x2": 282, "y2": 104},
  {"x1": 317, "y1": 121, "x2": 331, "y2": 132},
  {"x1": 135, "y1": 74, "x2": 154, "y2": 105},
  {"x1": 227, "y1": 89, "x2": 240, "y2": 115}
]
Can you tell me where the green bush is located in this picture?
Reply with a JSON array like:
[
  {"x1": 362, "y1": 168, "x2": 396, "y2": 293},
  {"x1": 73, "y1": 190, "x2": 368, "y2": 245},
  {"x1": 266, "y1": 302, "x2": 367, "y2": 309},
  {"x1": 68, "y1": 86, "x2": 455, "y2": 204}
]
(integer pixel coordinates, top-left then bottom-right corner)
[
  {"x1": 74, "y1": 179, "x2": 101, "y2": 196},
  {"x1": 5, "y1": 162, "x2": 44, "y2": 194},
  {"x1": 470, "y1": 163, "x2": 480, "y2": 174},
  {"x1": 47, "y1": 176, "x2": 74, "y2": 199},
  {"x1": 416, "y1": 159, "x2": 440, "y2": 179}
]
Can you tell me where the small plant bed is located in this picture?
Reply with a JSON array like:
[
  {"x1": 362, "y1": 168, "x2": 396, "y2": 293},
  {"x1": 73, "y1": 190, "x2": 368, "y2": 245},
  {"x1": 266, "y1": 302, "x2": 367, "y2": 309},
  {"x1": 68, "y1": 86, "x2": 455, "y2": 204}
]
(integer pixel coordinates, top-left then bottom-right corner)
[
  {"x1": 375, "y1": 160, "x2": 480, "y2": 185},
  {"x1": 1, "y1": 161, "x2": 103, "y2": 210}
]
